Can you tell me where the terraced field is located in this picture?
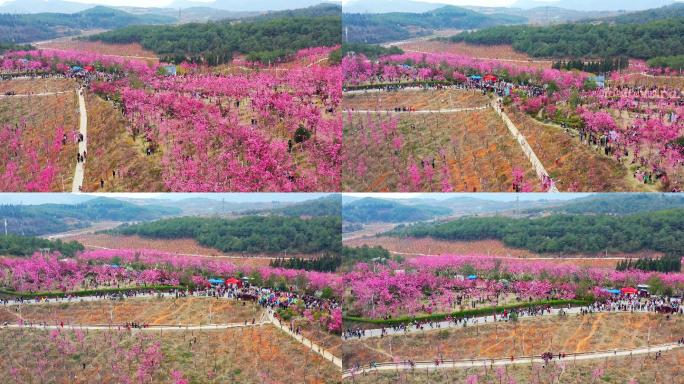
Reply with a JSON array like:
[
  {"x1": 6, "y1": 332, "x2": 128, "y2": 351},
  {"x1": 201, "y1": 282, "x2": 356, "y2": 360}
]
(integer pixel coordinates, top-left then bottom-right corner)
[{"x1": 343, "y1": 107, "x2": 539, "y2": 192}]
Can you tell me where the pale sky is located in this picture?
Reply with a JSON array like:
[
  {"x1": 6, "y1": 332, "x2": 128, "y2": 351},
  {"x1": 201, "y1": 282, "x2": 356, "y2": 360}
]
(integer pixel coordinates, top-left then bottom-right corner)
[
  {"x1": 0, "y1": 0, "x2": 522, "y2": 7},
  {"x1": 0, "y1": 0, "x2": 211, "y2": 6},
  {"x1": 341, "y1": 0, "x2": 520, "y2": 5}
]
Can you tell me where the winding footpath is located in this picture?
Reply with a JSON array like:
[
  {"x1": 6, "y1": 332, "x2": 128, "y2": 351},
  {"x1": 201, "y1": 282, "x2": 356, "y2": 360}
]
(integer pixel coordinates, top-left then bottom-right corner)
[
  {"x1": 491, "y1": 99, "x2": 559, "y2": 192},
  {"x1": 268, "y1": 310, "x2": 343, "y2": 369},
  {"x1": 346, "y1": 307, "x2": 662, "y2": 340},
  {"x1": 71, "y1": 88, "x2": 87, "y2": 193},
  {"x1": 343, "y1": 342, "x2": 683, "y2": 378},
  {"x1": 2, "y1": 293, "x2": 343, "y2": 370}
]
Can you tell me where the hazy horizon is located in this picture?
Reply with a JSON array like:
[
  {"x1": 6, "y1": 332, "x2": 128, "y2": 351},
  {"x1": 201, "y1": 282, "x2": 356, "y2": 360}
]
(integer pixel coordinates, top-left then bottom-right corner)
[
  {"x1": 342, "y1": 0, "x2": 683, "y2": 9},
  {"x1": 345, "y1": 193, "x2": 592, "y2": 201},
  {"x1": 0, "y1": 193, "x2": 335, "y2": 205}
]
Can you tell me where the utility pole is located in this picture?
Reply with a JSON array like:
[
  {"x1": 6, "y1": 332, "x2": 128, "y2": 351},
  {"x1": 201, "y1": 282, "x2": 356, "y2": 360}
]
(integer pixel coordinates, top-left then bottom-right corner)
[{"x1": 3, "y1": 218, "x2": 6, "y2": 236}]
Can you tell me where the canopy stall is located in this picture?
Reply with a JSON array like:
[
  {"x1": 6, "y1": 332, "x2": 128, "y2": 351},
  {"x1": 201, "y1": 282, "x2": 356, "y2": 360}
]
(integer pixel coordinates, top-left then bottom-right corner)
[{"x1": 621, "y1": 287, "x2": 638, "y2": 295}]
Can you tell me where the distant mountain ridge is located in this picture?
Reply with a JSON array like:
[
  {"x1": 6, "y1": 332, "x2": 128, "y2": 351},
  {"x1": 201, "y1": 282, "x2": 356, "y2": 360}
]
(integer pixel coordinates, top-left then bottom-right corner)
[
  {"x1": 0, "y1": 6, "x2": 176, "y2": 43},
  {"x1": 0, "y1": 0, "x2": 341, "y2": 13},
  {"x1": 511, "y1": 0, "x2": 676, "y2": 12},
  {"x1": 0, "y1": 197, "x2": 181, "y2": 236},
  {"x1": 170, "y1": 0, "x2": 340, "y2": 12},
  {"x1": 343, "y1": 0, "x2": 444, "y2": 14},
  {"x1": 344, "y1": 5, "x2": 526, "y2": 44},
  {"x1": 343, "y1": 197, "x2": 452, "y2": 223}
]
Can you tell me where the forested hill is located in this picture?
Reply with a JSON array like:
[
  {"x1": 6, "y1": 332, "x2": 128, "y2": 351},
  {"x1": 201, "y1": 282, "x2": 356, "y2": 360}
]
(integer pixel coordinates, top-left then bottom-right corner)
[
  {"x1": 0, "y1": 235, "x2": 84, "y2": 257},
  {"x1": 593, "y1": 3, "x2": 684, "y2": 24},
  {"x1": 0, "y1": 6, "x2": 175, "y2": 43},
  {"x1": 0, "y1": 197, "x2": 180, "y2": 236},
  {"x1": 530, "y1": 194, "x2": 684, "y2": 215},
  {"x1": 245, "y1": 195, "x2": 342, "y2": 217},
  {"x1": 89, "y1": 4, "x2": 341, "y2": 64},
  {"x1": 110, "y1": 215, "x2": 342, "y2": 254},
  {"x1": 343, "y1": 197, "x2": 452, "y2": 223},
  {"x1": 344, "y1": 6, "x2": 526, "y2": 44},
  {"x1": 385, "y1": 209, "x2": 684, "y2": 256},
  {"x1": 450, "y1": 17, "x2": 684, "y2": 60}
]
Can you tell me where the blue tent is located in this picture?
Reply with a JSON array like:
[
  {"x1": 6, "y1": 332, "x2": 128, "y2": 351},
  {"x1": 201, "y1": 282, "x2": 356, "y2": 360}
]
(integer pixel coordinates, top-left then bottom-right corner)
[
  {"x1": 469, "y1": 75, "x2": 482, "y2": 80},
  {"x1": 467, "y1": 275, "x2": 478, "y2": 280},
  {"x1": 208, "y1": 278, "x2": 224, "y2": 284},
  {"x1": 71, "y1": 66, "x2": 83, "y2": 72},
  {"x1": 603, "y1": 288, "x2": 620, "y2": 295}
]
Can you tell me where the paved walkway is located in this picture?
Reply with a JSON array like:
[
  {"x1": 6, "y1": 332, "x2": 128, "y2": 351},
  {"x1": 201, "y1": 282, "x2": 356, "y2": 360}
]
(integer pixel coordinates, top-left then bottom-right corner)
[
  {"x1": 344, "y1": 86, "x2": 429, "y2": 95},
  {"x1": 71, "y1": 88, "x2": 87, "y2": 192},
  {"x1": 347, "y1": 306, "x2": 603, "y2": 340},
  {"x1": 2, "y1": 322, "x2": 269, "y2": 332},
  {"x1": 268, "y1": 311, "x2": 343, "y2": 369},
  {"x1": 491, "y1": 99, "x2": 559, "y2": 192},
  {"x1": 343, "y1": 342, "x2": 683, "y2": 378}
]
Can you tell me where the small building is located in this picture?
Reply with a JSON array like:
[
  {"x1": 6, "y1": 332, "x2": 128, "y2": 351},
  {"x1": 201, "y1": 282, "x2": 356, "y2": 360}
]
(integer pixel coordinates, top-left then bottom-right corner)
[
  {"x1": 590, "y1": 75, "x2": 605, "y2": 88},
  {"x1": 163, "y1": 64, "x2": 177, "y2": 76}
]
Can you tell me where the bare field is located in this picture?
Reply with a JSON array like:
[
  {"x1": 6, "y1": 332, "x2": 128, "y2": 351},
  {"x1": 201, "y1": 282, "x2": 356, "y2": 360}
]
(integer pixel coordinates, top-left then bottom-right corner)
[
  {"x1": 343, "y1": 89, "x2": 490, "y2": 110},
  {"x1": 0, "y1": 78, "x2": 76, "y2": 94},
  {"x1": 343, "y1": 237, "x2": 661, "y2": 266},
  {"x1": 83, "y1": 93, "x2": 166, "y2": 192},
  {"x1": 612, "y1": 73, "x2": 684, "y2": 90},
  {"x1": 0, "y1": 325, "x2": 340, "y2": 384},
  {"x1": 37, "y1": 40, "x2": 159, "y2": 63},
  {"x1": 0, "y1": 297, "x2": 263, "y2": 326},
  {"x1": 343, "y1": 313, "x2": 684, "y2": 368},
  {"x1": 69, "y1": 233, "x2": 316, "y2": 265},
  {"x1": 397, "y1": 41, "x2": 552, "y2": 69},
  {"x1": 343, "y1": 108, "x2": 539, "y2": 192},
  {"x1": 508, "y1": 110, "x2": 641, "y2": 192}
]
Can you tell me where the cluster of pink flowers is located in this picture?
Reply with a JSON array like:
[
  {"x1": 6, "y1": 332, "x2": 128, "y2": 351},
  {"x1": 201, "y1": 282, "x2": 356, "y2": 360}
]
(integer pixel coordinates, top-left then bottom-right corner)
[
  {"x1": 343, "y1": 52, "x2": 588, "y2": 89},
  {"x1": 1, "y1": 47, "x2": 342, "y2": 191},
  {"x1": 0, "y1": 249, "x2": 342, "y2": 295},
  {"x1": 343, "y1": 254, "x2": 684, "y2": 318},
  {"x1": 0, "y1": 121, "x2": 66, "y2": 192},
  {"x1": 5, "y1": 49, "x2": 158, "y2": 75},
  {"x1": 96, "y1": 54, "x2": 341, "y2": 191}
]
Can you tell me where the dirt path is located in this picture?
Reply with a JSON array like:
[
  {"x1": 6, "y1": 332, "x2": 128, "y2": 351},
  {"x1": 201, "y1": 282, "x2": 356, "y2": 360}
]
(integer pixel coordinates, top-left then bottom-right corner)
[
  {"x1": 575, "y1": 313, "x2": 604, "y2": 352},
  {"x1": 491, "y1": 98, "x2": 558, "y2": 192},
  {"x1": 71, "y1": 88, "x2": 87, "y2": 192},
  {"x1": 268, "y1": 310, "x2": 343, "y2": 369},
  {"x1": 343, "y1": 342, "x2": 684, "y2": 378}
]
